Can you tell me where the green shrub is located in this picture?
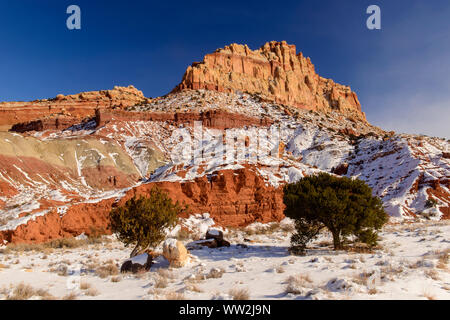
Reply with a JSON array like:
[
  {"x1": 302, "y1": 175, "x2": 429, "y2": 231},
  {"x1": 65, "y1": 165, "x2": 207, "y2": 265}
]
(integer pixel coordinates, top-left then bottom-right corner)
[
  {"x1": 110, "y1": 187, "x2": 182, "y2": 257},
  {"x1": 284, "y1": 173, "x2": 388, "y2": 252}
]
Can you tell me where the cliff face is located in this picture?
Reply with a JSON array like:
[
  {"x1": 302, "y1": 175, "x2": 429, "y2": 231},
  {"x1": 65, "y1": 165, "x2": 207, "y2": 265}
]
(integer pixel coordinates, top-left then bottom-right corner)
[
  {"x1": 0, "y1": 85, "x2": 149, "y2": 131},
  {"x1": 173, "y1": 41, "x2": 366, "y2": 122},
  {"x1": 0, "y1": 167, "x2": 285, "y2": 243}
]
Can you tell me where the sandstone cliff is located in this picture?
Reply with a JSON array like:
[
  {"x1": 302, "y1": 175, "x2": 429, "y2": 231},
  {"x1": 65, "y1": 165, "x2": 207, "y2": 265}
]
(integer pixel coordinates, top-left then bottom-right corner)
[
  {"x1": 173, "y1": 41, "x2": 365, "y2": 121},
  {"x1": 0, "y1": 85, "x2": 149, "y2": 131},
  {"x1": 0, "y1": 167, "x2": 284, "y2": 243}
]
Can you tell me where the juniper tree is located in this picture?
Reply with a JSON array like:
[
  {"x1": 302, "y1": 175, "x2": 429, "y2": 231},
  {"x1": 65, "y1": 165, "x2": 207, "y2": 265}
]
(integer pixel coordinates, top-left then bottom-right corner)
[
  {"x1": 110, "y1": 187, "x2": 182, "y2": 257},
  {"x1": 284, "y1": 173, "x2": 388, "y2": 252}
]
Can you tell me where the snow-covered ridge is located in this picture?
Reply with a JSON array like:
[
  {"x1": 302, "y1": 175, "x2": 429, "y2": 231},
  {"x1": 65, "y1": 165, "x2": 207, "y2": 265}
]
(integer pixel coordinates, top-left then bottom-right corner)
[{"x1": 0, "y1": 90, "x2": 448, "y2": 235}]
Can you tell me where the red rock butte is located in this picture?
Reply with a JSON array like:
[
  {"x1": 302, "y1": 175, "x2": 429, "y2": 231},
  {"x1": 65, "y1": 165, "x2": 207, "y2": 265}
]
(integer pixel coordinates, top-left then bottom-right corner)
[{"x1": 173, "y1": 41, "x2": 366, "y2": 122}]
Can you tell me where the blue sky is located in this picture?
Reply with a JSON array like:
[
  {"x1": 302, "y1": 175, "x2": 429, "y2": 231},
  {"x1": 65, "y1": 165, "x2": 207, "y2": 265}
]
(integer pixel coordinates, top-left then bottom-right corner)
[{"x1": 0, "y1": 0, "x2": 448, "y2": 138}]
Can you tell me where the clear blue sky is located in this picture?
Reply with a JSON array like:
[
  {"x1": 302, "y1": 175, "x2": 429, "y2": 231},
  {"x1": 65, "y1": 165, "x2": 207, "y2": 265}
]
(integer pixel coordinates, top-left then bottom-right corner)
[{"x1": 0, "y1": 0, "x2": 448, "y2": 138}]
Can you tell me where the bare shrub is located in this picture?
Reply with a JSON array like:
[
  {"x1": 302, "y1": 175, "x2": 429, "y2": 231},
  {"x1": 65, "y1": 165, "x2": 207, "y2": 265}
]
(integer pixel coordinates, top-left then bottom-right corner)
[
  {"x1": 6, "y1": 283, "x2": 35, "y2": 300},
  {"x1": 285, "y1": 274, "x2": 313, "y2": 294},
  {"x1": 185, "y1": 283, "x2": 203, "y2": 293},
  {"x1": 62, "y1": 292, "x2": 77, "y2": 300},
  {"x1": 86, "y1": 287, "x2": 100, "y2": 296},
  {"x1": 425, "y1": 269, "x2": 440, "y2": 281},
  {"x1": 165, "y1": 291, "x2": 186, "y2": 300},
  {"x1": 96, "y1": 263, "x2": 119, "y2": 278},
  {"x1": 80, "y1": 282, "x2": 91, "y2": 290},
  {"x1": 2, "y1": 236, "x2": 109, "y2": 254},
  {"x1": 35, "y1": 288, "x2": 55, "y2": 300},
  {"x1": 206, "y1": 268, "x2": 225, "y2": 279},
  {"x1": 229, "y1": 288, "x2": 250, "y2": 300},
  {"x1": 156, "y1": 268, "x2": 175, "y2": 280},
  {"x1": 154, "y1": 275, "x2": 168, "y2": 288}
]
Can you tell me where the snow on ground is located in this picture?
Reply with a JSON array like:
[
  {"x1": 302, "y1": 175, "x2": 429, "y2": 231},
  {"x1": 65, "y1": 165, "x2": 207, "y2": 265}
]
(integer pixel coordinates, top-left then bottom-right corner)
[{"x1": 0, "y1": 219, "x2": 448, "y2": 300}]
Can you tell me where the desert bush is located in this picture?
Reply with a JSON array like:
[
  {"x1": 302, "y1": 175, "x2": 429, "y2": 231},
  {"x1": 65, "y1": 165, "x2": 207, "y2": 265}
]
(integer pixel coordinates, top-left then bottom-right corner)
[
  {"x1": 110, "y1": 187, "x2": 182, "y2": 257},
  {"x1": 96, "y1": 263, "x2": 119, "y2": 278},
  {"x1": 80, "y1": 282, "x2": 91, "y2": 290},
  {"x1": 1, "y1": 236, "x2": 108, "y2": 254},
  {"x1": 229, "y1": 288, "x2": 250, "y2": 300},
  {"x1": 62, "y1": 292, "x2": 77, "y2": 300},
  {"x1": 86, "y1": 287, "x2": 100, "y2": 296},
  {"x1": 284, "y1": 173, "x2": 388, "y2": 251},
  {"x1": 154, "y1": 275, "x2": 169, "y2": 288},
  {"x1": 165, "y1": 291, "x2": 186, "y2": 300},
  {"x1": 206, "y1": 268, "x2": 225, "y2": 279},
  {"x1": 285, "y1": 274, "x2": 313, "y2": 294},
  {"x1": 6, "y1": 283, "x2": 35, "y2": 300}
]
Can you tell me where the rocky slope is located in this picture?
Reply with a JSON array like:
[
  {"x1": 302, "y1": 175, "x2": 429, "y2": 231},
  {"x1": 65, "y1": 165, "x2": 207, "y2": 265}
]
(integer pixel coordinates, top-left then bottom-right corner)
[{"x1": 0, "y1": 41, "x2": 449, "y2": 244}]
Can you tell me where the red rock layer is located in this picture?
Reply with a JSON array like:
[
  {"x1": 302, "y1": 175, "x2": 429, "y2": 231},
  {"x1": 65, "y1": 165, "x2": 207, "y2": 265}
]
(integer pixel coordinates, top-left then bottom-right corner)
[
  {"x1": 0, "y1": 85, "x2": 149, "y2": 131},
  {"x1": 173, "y1": 41, "x2": 366, "y2": 122},
  {"x1": 0, "y1": 167, "x2": 285, "y2": 244},
  {"x1": 96, "y1": 109, "x2": 273, "y2": 130}
]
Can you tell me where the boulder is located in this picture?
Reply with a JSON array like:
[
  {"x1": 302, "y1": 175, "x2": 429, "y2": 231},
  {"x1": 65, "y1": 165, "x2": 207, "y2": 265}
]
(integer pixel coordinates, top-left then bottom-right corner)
[
  {"x1": 206, "y1": 229, "x2": 223, "y2": 241},
  {"x1": 163, "y1": 239, "x2": 189, "y2": 267},
  {"x1": 120, "y1": 253, "x2": 152, "y2": 273}
]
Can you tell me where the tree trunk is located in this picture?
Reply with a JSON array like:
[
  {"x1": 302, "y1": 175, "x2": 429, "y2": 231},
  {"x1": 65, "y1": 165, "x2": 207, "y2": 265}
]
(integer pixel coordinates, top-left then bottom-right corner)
[
  {"x1": 130, "y1": 243, "x2": 142, "y2": 258},
  {"x1": 332, "y1": 231, "x2": 342, "y2": 250}
]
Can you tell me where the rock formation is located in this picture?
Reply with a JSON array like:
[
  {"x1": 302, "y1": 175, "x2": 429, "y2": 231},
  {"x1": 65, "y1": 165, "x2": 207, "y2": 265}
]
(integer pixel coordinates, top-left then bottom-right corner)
[
  {"x1": 162, "y1": 239, "x2": 189, "y2": 268},
  {"x1": 0, "y1": 167, "x2": 285, "y2": 243},
  {"x1": 0, "y1": 85, "x2": 149, "y2": 131},
  {"x1": 173, "y1": 41, "x2": 365, "y2": 122}
]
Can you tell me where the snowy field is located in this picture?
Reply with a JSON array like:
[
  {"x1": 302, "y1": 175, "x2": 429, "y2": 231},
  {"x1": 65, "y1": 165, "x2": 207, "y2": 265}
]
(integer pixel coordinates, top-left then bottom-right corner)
[{"x1": 0, "y1": 218, "x2": 448, "y2": 300}]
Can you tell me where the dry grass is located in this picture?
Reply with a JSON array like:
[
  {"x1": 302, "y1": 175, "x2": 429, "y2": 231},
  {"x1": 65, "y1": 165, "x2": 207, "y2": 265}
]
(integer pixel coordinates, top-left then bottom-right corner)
[
  {"x1": 165, "y1": 291, "x2": 186, "y2": 300},
  {"x1": 185, "y1": 283, "x2": 203, "y2": 293},
  {"x1": 368, "y1": 288, "x2": 378, "y2": 295},
  {"x1": 285, "y1": 274, "x2": 313, "y2": 294},
  {"x1": 206, "y1": 268, "x2": 225, "y2": 279},
  {"x1": 156, "y1": 268, "x2": 175, "y2": 279},
  {"x1": 35, "y1": 288, "x2": 55, "y2": 300},
  {"x1": 6, "y1": 283, "x2": 35, "y2": 300},
  {"x1": 244, "y1": 222, "x2": 282, "y2": 236},
  {"x1": 154, "y1": 275, "x2": 169, "y2": 288},
  {"x1": 229, "y1": 288, "x2": 250, "y2": 300},
  {"x1": 96, "y1": 263, "x2": 119, "y2": 278},
  {"x1": 0, "y1": 236, "x2": 109, "y2": 254},
  {"x1": 423, "y1": 290, "x2": 436, "y2": 300},
  {"x1": 111, "y1": 276, "x2": 122, "y2": 283},
  {"x1": 86, "y1": 287, "x2": 100, "y2": 296},
  {"x1": 424, "y1": 269, "x2": 440, "y2": 281},
  {"x1": 436, "y1": 250, "x2": 449, "y2": 270},
  {"x1": 62, "y1": 292, "x2": 78, "y2": 300},
  {"x1": 80, "y1": 281, "x2": 91, "y2": 290}
]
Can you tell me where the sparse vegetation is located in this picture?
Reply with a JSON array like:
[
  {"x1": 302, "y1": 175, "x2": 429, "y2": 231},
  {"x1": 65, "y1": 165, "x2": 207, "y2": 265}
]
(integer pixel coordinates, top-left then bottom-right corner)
[
  {"x1": 0, "y1": 236, "x2": 108, "y2": 254},
  {"x1": 154, "y1": 275, "x2": 169, "y2": 288},
  {"x1": 285, "y1": 274, "x2": 313, "y2": 294},
  {"x1": 229, "y1": 288, "x2": 250, "y2": 300},
  {"x1": 96, "y1": 262, "x2": 119, "y2": 278},
  {"x1": 6, "y1": 283, "x2": 35, "y2": 300},
  {"x1": 206, "y1": 268, "x2": 225, "y2": 279},
  {"x1": 165, "y1": 291, "x2": 186, "y2": 300}
]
